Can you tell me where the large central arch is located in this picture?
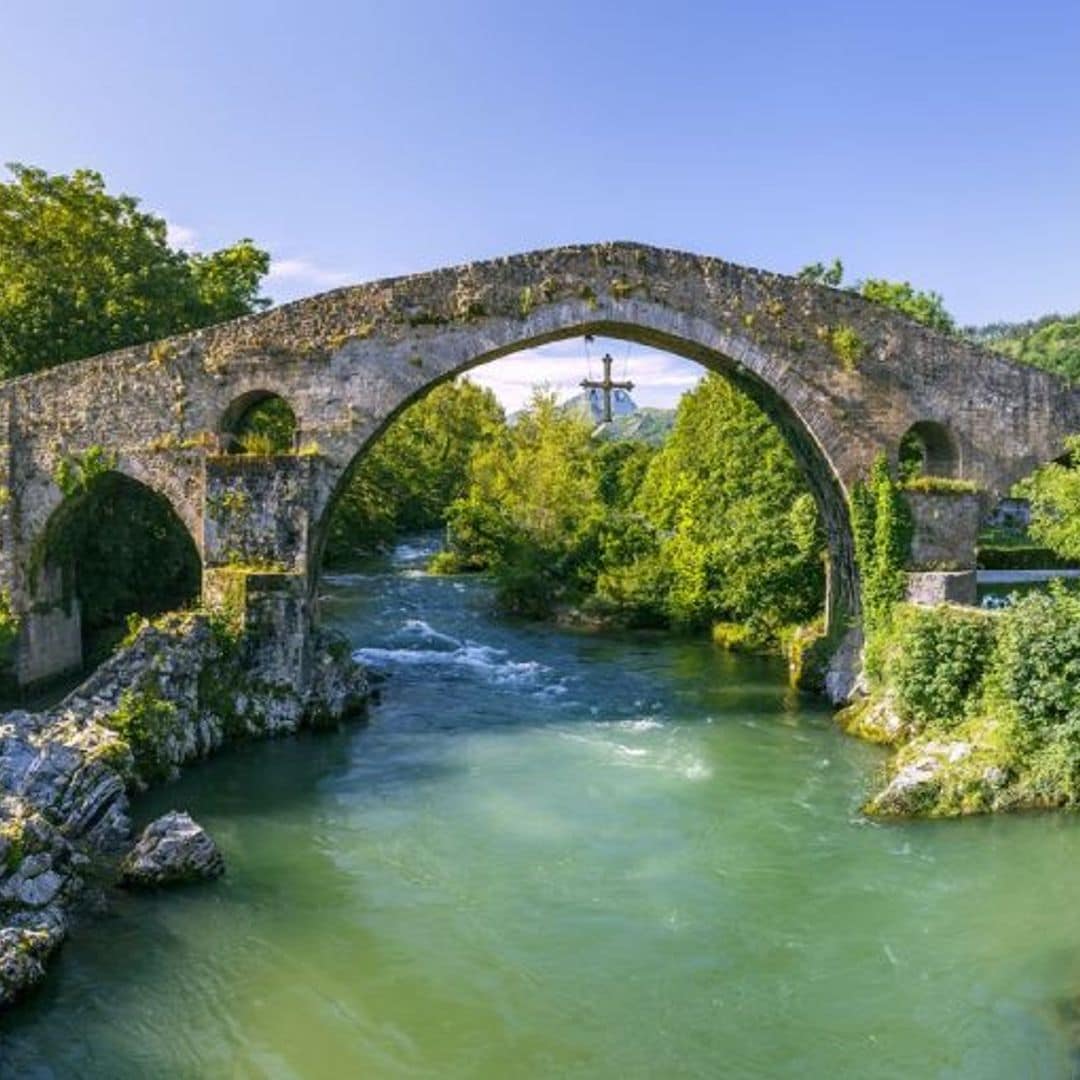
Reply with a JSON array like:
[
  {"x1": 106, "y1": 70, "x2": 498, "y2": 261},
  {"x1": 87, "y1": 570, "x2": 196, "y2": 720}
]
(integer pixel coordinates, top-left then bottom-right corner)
[{"x1": 312, "y1": 308, "x2": 857, "y2": 631}]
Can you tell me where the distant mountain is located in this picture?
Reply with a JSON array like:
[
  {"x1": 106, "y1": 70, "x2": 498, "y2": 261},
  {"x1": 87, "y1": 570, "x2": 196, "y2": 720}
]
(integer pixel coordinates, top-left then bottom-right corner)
[
  {"x1": 967, "y1": 313, "x2": 1080, "y2": 381},
  {"x1": 560, "y1": 392, "x2": 675, "y2": 445},
  {"x1": 507, "y1": 393, "x2": 676, "y2": 445}
]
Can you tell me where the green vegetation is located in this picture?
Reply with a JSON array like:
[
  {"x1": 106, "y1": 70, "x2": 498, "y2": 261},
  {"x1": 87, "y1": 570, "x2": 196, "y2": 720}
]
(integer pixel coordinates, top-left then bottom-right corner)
[
  {"x1": 843, "y1": 449, "x2": 1080, "y2": 816},
  {"x1": 105, "y1": 684, "x2": 182, "y2": 784},
  {"x1": 970, "y1": 313, "x2": 1080, "y2": 381},
  {"x1": 228, "y1": 396, "x2": 297, "y2": 454},
  {"x1": 901, "y1": 476, "x2": 978, "y2": 494},
  {"x1": 798, "y1": 258, "x2": 956, "y2": 334},
  {"x1": 1018, "y1": 436, "x2": 1080, "y2": 560},
  {"x1": 827, "y1": 324, "x2": 865, "y2": 370},
  {"x1": 0, "y1": 163, "x2": 268, "y2": 378},
  {"x1": 325, "y1": 380, "x2": 505, "y2": 562},
  {"x1": 437, "y1": 375, "x2": 824, "y2": 641},
  {"x1": 854, "y1": 587, "x2": 1080, "y2": 816},
  {"x1": 35, "y1": 471, "x2": 201, "y2": 666},
  {"x1": 849, "y1": 456, "x2": 910, "y2": 640}
]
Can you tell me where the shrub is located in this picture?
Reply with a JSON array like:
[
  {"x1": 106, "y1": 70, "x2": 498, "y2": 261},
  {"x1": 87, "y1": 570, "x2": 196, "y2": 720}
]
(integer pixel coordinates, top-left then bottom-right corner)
[
  {"x1": 106, "y1": 686, "x2": 180, "y2": 783},
  {"x1": 890, "y1": 605, "x2": 996, "y2": 731},
  {"x1": 989, "y1": 584, "x2": 1080, "y2": 742}
]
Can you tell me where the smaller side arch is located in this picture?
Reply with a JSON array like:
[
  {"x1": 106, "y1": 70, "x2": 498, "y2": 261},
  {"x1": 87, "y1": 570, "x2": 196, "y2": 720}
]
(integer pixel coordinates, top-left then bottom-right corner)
[
  {"x1": 899, "y1": 420, "x2": 960, "y2": 479},
  {"x1": 17, "y1": 470, "x2": 202, "y2": 685},
  {"x1": 220, "y1": 390, "x2": 299, "y2": 454}
]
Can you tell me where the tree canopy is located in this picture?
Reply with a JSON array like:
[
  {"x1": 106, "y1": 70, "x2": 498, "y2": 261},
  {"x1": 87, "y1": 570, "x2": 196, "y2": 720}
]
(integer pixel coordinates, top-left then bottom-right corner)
[
  {"x1": 325, "y1": 379, "x2": 505, "y2": 563},
  {"x1": 1019, "y1": 437, "x2": 1080, "y2": 561},
  {"x1": 0, "y1": 163, "x2": 269, "y2": 378},
  {"x1": 797, "y1": 257, "x2": 956, "y2": 334}
]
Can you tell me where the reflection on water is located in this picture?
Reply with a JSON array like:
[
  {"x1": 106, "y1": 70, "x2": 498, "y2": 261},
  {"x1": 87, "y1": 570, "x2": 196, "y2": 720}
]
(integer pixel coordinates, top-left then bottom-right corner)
[{"x1": 3, "y1": 536, "x2": 1080, "y2": 1077}]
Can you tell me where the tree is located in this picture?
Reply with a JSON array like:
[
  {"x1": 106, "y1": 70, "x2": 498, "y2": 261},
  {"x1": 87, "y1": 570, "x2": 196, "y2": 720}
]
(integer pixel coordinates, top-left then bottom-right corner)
[
  {"x1": 0, "y1": 163, "x2": 269, "y2": 377},
  {"x1": 597, "y1": 373, "x2": 824, "y2": 637},
  {"x1": 325, "y1": 379, "x2": 505, "y2": 562},
  {"x1": 857, "y1": 278, "x2": 955, "y2": 335},
  {"x1": 442, "y1": 389, "x2": 606, "y2": 616},
  {"x1": 1019, "y1": 437, "x2": 1080, "y2": 560},
  {"x1": 797, "y1": 257, "x2": 956, "y2": 334}
]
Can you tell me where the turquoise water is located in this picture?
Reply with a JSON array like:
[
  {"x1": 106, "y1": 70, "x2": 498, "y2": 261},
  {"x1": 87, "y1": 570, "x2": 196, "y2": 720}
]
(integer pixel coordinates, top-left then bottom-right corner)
[{"x1": 4, "y1": 538, "x2": 1080, "y2": 1077}]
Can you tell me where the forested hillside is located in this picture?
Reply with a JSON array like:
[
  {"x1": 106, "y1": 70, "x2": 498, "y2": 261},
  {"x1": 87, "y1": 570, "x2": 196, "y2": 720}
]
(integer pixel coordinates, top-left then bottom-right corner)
[{"x1": 968, "y1": 313, "x2": 1080, "y2": 381}]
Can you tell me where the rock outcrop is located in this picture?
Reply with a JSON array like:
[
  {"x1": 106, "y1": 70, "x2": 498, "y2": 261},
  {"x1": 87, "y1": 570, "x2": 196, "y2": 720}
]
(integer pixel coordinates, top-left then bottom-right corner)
[
  {"x1": 121, "y1": 812, "x2": 224, "y2": 887},
  {"x1": 0, "y1": 612, "x2": 366, "y2": 1009}
]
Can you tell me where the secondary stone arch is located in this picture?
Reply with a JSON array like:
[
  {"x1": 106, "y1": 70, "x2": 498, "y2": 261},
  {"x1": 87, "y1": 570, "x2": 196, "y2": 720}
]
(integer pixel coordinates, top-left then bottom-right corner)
[
  {"x1": 313, "y1": 308, "x2": 859, "y2": 633},
  {"x1": 20, "y1": 468, "x2": 202, "y2": 683},
  {"x1": 219, "y1": 389, "x2": 299, "y2": 453}
]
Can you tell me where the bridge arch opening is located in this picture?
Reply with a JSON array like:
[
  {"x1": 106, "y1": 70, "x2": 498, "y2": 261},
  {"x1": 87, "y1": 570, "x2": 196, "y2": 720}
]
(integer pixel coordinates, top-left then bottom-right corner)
[
  {"x1": 315, "y1": 321, "x2": 856, "y2": 642},
  {"x1": 31, "y1": 471, "x2": 201, "y2": 671},
  {"x1": 898, "y1": 420, "x2": 959, "y2": 480},
  {"x1": 221, "y1": 390, "x2": 298, "y2": 454}
]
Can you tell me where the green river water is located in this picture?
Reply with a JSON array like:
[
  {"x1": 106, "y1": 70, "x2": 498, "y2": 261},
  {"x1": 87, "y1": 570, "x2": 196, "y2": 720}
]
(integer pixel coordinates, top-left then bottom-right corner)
[{"x1": 3, "y1": 537, "x2": 1080, "y2": 1078}]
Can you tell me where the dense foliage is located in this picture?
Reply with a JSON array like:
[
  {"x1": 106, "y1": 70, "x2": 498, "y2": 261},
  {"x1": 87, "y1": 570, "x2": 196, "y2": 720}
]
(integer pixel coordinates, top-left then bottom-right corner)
[
  {"x1": 325, "y1": 380, "x2": 505, "y2": 563},
  {"x1": 1017, "y1": 436, "x2": 1080, "y2": 560},
  {"x1": 970, "y1": 313, "x2": 1080, "y2": 381},
  {"x1": 37, "y1": 472, "x2": 201, "y2": 663},
  {"x1": 0, "y1": 163, "x2": 269, "y2": 378},
  {"x1": 797, "y1": 258, "x2": 956, "y2": 333},
  {"x1": 859, "y1": 586, "x2": 1080, "y2": 815},
  {"x1": 849, "y1": 456, "x2": 911, "y2": 640},
  {"x1": 438, "y1": 375, "x2": 825, "y2": 639},
  {"x1": 229, "y1": 396, "x2": 298, "y2": 454},
  {"x1": 890, "y1": 605, "x2": 996, "y2": 731}
]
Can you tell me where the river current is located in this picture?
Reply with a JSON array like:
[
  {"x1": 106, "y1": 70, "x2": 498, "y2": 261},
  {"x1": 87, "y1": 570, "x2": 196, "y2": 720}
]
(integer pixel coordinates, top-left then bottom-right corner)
[{"x1": 3, "y1": 537, "x2": 1080, "y2": 1078}]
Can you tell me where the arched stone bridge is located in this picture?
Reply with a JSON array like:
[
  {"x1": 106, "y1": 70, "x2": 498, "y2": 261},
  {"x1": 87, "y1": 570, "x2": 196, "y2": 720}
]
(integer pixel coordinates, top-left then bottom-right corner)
[{"x1": 2, "y1": 242, "x2": 1077, "y2": 689}]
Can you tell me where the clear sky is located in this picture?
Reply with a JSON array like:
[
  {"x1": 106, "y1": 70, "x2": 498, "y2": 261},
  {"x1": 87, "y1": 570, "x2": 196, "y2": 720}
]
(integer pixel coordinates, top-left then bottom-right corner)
[{"x1": 3, "y1": 1, "x2": 1078, "y2": 407}]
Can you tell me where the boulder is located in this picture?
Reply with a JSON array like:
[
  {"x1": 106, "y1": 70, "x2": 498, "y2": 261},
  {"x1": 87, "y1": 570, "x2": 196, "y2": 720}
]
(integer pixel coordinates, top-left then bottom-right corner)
[
  {"x1": 0, "y1": 922, "x2": 65, "y2": 1009},
  {"x1": 120, "y1": 811, "x2": 224, "y2": 887}
]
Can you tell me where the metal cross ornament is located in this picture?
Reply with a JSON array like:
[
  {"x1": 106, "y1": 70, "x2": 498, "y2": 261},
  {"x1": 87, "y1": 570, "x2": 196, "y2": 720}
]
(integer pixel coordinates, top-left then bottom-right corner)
[{"x1": 580, "y1": 353, "x2": 634, "y2": 424}]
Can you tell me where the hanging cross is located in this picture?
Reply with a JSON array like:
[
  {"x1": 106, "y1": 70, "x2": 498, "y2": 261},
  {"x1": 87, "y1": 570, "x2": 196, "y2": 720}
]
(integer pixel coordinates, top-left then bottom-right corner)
[{"x1": 580, "y1": 353, "x2": 634, "y2": 423}]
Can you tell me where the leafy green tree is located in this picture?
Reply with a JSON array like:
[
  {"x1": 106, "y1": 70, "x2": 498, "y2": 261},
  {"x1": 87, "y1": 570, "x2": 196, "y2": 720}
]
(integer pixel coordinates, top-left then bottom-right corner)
[
  {"x1": 443, "y1": 389, "x2": 606, "y2": 616},
  {"x1": 325, "y1": 379, "x2": 505, "y2": 562},
  {"x1": 230, "y1": 397, "x2": 298, "y2": 454},
  {"x1": 0, "y1": 163, "x2": 269, "y2": 377},
  {"x1": 598, "y1": 374, "x2": 824, "y2": 637},
  {"x1": 985, "y1": 316, "x2": 1080, "y2": 381},
  {"x1": 798, "y1": 258, "x2": 844, "y2": 287},
  {"x1": 798, "y1": 257, "x2": 955, "y2": 334},
  {"x1": 1019, "y1": 437, "x2": 1080, "y2": 560},
  {"x1": 857, "y1": 278, "x2": 955, "y2": 335}
]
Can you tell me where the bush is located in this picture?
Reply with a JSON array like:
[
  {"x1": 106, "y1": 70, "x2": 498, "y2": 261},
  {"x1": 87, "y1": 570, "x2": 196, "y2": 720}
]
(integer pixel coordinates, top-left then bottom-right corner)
[
  {"x1": 106, "y1": 686, "x2": 181, "y2": 783},
  {"x1": 990, "y1": 585, "x2": 1080, "y2": 742},
  {"x1": 890, "y1": 605, "x2": 995, "y2": 731}
]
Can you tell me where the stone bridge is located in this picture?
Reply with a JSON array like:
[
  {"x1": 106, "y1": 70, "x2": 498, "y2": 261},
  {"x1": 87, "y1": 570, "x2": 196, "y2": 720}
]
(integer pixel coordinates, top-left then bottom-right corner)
[{"x1": 1, "y1": 242, "x2": 1077, "y2": 690}]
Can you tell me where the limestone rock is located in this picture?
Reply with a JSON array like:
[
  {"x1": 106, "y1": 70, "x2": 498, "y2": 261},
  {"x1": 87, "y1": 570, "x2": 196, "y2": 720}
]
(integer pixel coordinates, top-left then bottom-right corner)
[
  {"x1": 0, "y1": 922, "x2": 65, "y2": 1009},
  {"x1": 868, "y1": 740, "x2": 972, "y2": 816},
  {"x1": 120, "y1": 811, "x2": 224, "y2": 887}
]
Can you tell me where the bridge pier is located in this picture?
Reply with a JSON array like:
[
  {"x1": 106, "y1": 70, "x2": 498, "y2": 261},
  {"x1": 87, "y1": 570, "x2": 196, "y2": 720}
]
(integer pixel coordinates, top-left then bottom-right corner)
[
  {"x1": 903, "y1": 489, "x2": 982, "y2": 607},
  {"x1": 14, "y1": 564, "x2": 82, "y2": 686},
  {"x1": 201, "y1": 454, "x2": 333, "y2": 695}
]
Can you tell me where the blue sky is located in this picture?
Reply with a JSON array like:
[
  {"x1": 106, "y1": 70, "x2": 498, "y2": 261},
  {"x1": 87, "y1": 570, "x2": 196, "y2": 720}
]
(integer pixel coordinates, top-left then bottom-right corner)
[{"x1": 3, "y1": 2, "x2": 1078, "y2": 407}]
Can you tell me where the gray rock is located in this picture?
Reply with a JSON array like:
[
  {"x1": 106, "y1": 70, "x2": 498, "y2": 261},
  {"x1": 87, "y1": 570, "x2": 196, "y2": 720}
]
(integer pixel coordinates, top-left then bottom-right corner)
[
  {"x1": 121, "y1": 811, "x2": 224, "y2": 887},
  {"x1": 0, "y1": 923, "x2": 64, "y2": 1009}
]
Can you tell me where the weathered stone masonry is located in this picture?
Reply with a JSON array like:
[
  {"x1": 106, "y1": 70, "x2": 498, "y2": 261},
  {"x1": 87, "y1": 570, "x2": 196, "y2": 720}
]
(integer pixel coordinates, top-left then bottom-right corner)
[{"x1": 0, "y1": 241, "x2": 1075, "y2": 689}]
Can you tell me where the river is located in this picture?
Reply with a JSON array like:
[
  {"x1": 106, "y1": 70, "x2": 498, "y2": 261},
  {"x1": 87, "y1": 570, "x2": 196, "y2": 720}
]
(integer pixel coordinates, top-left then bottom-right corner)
[{"x1": 3, "y1": 536, "x2": 1080, "y2": 1078}]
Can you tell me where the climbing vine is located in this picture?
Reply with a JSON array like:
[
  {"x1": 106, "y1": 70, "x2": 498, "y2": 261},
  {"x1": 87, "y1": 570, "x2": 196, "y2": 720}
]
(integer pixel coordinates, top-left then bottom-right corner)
[{"x1": 850, "y1": 454, "x2": 911, "y2": 648}]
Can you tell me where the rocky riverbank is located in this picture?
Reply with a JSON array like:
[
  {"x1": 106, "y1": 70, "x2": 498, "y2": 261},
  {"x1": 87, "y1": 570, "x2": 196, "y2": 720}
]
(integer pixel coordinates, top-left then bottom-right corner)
[{"x1": 0, "y1": 612, "x2": 367, "y2": 1008}]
